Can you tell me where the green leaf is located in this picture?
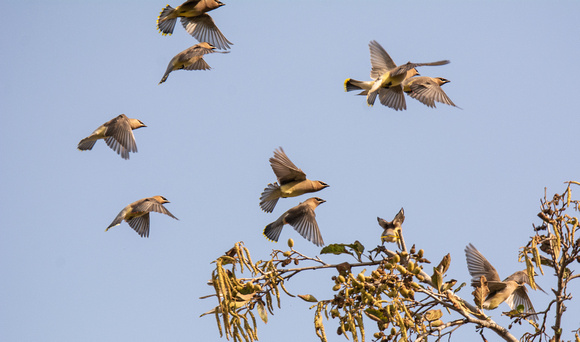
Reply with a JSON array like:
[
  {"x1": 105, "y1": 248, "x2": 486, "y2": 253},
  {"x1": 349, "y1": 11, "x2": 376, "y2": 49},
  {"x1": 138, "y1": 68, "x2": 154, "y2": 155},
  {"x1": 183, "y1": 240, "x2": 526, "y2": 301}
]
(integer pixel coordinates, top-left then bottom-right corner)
[
  {"x1": 365, "y1": 308, "x2": 387, "y2": 322},
  {"x1": 320, "y1": 241, "x2": 365, "y2": 261},
  {"x1": 431, "y1": 268, "x2": 442, "y2": 292},
  {"x1": 320, "y1": 244, "x2": 353, "y2": 256}
]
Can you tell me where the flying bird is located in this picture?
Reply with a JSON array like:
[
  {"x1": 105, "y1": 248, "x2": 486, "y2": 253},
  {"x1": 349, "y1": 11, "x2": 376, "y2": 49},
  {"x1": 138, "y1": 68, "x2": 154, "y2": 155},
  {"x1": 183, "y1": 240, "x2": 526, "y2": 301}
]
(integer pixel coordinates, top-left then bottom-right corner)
[
  {"x1": 403, "y1": 76, "x2": 458, "y2": 108},
  {"x1": 157, "y1": 0, "x2": 233, "y2": 50},
  {"x1": 259, "y1": 147, "x2": 329, "y2": 213},
  {"x1": 345, "y1": 40, "x2": 449, "y2": 110},
  {"x1": 377, "y1": 207, "x2": 405, "y2": 247},
  {"x1": 106, "y1": 196, "x2": 178, "y2": 238},
  {"x1": 159, "y1": 42, "x2": 229, "y2": 84},
  {"x1": 77, "y1": 114, "x2": 146, "y2": 160},
  {"x1": 263, "y1": 197, "x2": 326, "y2": 247},
  {"x1": 465, "y1": 243, "x2": 545, "y2": 321}
]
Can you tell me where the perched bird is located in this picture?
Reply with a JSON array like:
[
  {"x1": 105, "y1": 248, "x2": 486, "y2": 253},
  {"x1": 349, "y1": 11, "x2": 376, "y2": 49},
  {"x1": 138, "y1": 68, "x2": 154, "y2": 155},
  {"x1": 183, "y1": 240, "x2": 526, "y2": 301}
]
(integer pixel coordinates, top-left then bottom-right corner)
[
  {"x1": 259, "y1": 147, "x2": 329, "y2": 213},
  {"x1": 106, "y1": 196, "x2": 178, "y2": 238},
  {"x1": 345, "y1": 40, "x2": 449, "y2": 110},
  {"x1": 264, "y1": 197, "x2": 326, "y2": 247},
  {"x1": 402, "y1": 76, "x2": 458, "y2": 108},
  {"x1": 157, "y1": 0, "x2": 232, "y2": 50},
  {"x1": 465, "y1": 243, "x2": 545, "y2": 321},
  {"x1": 77, "y1": 114, "x2": 146, "y2": 160},
  {"x1": 159, "y1": 42, "x2": 229, "y2": 84},
  {"x1": 377, "y1": 208, "x2": 405, "y2": 247}
]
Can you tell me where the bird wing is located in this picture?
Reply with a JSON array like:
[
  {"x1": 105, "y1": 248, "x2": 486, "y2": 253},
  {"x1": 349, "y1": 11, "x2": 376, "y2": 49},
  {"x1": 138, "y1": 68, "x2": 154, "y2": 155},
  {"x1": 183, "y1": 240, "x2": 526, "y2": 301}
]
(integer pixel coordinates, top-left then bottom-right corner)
[
  {"x1": 183, "y1": 57, "x2": 211, "y2": 70},
  {"x1": 407, "y1": 78, "x2": 456, "y2": 108},
  {"x1": 127, "y1": 213, "x2": 150, "y2": 238},
  {"x1": 133, "y1": 198, "x2": 179, "y2": 220},
  {"x1": 104, "y1": 115, "x2": 138, "y2": 154},
  {"x1": 285, "y1": 204, "x2": 324, "y2": 247},
  {"x1": 377, "y1": 217, "x2": 391, "y2": 229},
  {"x1": 369, "y1": 40, "x2": 396, "y2": 79},
  {"x1": 390, "y1": 60, "x2": 450, "y2": 77},
  {"x1": 505, "y1": 286, "x2": 537, "y2": 321},
  {"x1": 393, "y1": 208, "x2": 405, "y2": 226},
  {"x1": 377, "y1": 208, "x2": 405, "y2": 229},
  {"x1": 465, "y1": 243, "x2": 502, "y2": 285},
  {"x1": 378, "y1": 86, "x2": 406, "y2": 111},
  {"x1": 270, "y1": 148, "x2": 307, "y2": 184},
  {"x1": 181, "y1": 0, "x2": 203, "y2": 6},
  {"x1": 176, "y1": 44, "x2": 216, "y2": 66},
  {"x1": 181, "y1": 14, "x2": 232, "y2": 50},
  {"x1": 486, "y1": 280, "x2": 508, "y2": 293}
]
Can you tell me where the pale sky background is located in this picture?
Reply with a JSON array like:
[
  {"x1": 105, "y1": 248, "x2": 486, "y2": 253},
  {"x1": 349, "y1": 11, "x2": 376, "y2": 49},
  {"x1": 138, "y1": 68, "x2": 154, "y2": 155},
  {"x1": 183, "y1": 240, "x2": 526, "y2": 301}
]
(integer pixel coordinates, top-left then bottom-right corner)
[{"x1": 1, "y1": 1, "x2": 579, "y2": 341}]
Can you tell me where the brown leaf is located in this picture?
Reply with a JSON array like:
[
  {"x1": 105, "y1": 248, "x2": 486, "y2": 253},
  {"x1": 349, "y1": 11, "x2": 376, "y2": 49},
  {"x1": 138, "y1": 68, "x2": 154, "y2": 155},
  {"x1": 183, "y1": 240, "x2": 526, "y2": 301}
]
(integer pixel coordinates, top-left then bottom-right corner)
[{"x1": 472, "y1": 276, "x2": 489, "y2": 309}]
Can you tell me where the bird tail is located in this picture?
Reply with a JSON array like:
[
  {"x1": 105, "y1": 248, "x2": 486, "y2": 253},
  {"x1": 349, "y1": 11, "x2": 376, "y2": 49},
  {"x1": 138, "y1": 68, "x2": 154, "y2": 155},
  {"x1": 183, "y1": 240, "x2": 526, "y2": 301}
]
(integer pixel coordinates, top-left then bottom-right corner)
[
  {"x1": 157, "y1": 5, "x2": 177, "y2": 35},
  {"x1": 259, "y1": 183, "x2": 281, "y2": 213},
  {"x1": 264, "y1": 218, "x2": 284, "y2": 243},
  {"x1": 159, "y1": 66, "x2": 173, "y2": 85},
  {"x1": 367, "y1": 90, "x2": 378, "y2": 106},
  {"x1": 77, "y1": 137, "x2": 97, "y2": 151},
  {"x1": 106, "y1": 211, "x2": 125, "y2": 232},
  {"x1": 344, "y1": 78, "x2": 372, "y2": 92}
]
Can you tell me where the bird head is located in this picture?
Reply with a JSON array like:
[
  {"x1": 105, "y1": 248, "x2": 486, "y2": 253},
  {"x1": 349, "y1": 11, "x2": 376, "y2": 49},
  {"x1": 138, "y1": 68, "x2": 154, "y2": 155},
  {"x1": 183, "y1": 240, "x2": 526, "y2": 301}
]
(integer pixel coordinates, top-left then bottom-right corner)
[
  {"x1": 316, "y1": 181, "x2": 330, "y2": 189},
  {"x1": 153, "y1": 196, "x2": 170, "y2": 204},
  {"x1": 131, "y1": 119, "x2": 147, "y2": 129},
  {"x1": 436, "y1": 77, "x2": 451, "y2": 86},
  {"x1": 313, "y1": 197, "x2": 326, "y2": 205}
]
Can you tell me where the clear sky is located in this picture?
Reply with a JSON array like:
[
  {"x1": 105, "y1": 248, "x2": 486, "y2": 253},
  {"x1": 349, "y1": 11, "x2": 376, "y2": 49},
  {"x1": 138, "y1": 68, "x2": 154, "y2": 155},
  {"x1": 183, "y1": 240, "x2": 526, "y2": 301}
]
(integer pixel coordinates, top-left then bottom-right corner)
[{"x1": 1, "y1": 1, "x2": 579, "y2": 341}]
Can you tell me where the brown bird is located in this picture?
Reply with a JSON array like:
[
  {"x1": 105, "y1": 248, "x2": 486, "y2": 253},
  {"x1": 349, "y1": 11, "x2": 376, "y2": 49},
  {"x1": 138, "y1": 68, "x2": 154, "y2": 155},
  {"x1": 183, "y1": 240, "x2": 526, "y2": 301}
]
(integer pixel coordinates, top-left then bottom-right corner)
[
  {"x1": 345, "y1": 40, "x2": 449, "y2": 110},
  {"x1": 264, "y1": 197, "x2": 326, "y2": 247},
  {"x1": 403, "y1": 76, "x2": 458, "y2": 108},
  {"x1": 77, "y1": 114, "x2": 146, "y2": 160},
  {"x1": 259, "y1": 147, "x2": 329, "y2": 213},
  {"x1": 465, "y1": 243, "x2": 546, "y2": 321},
  {"x1": 377, "y1": 208, "x2": 404, "y2": 247},
  {"x1": 159, "y1": 42, "x2": 229, "y2": 84},
  {"x1": 106, "y1": 196, "x2": 178, "y2": 238},
  {"x1": 157, "y1": 0, "x2": 232, "y2": 50}
]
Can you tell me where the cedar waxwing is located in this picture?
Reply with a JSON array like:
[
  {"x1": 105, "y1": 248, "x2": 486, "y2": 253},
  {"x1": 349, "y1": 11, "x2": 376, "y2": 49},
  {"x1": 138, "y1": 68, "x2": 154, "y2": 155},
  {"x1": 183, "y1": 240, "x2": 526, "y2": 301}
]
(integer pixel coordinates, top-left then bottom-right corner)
[
  {"x1": 106, "y1": 196, "x2": 178, "y2": 238},
  {"x1": 403, "y1": 76, "x2": 458, "y2": 108},
  {"x1": 157, "y1": 0, "x2": 232, "y2": 50},
  {"x1": 345, "y1": 40, "x2": 450, "y2": 110},
  {"x1": 377, "y1": 208, "x2": 404, "y2": 247},
  {"x1": 465, "y1": 243, "x2": 545, "y2": 321},
  {"x1": 263, "y1": 197, "x2": 326, "y2": 247},
  {"x1": 159, "y1": 42, "x2": 229, "y2": 84},
  {"x1": 259, "y1": 147, "x2": 329, "y2": 213},
  {"x1": 77, "y1": 114, "x2": 146, "y2": 160}
]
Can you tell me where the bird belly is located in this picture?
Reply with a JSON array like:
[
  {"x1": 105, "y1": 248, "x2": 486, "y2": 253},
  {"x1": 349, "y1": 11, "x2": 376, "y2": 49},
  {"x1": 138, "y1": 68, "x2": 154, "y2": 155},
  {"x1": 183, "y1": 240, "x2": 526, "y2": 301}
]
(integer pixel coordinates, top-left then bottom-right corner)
[
  {"x1": 483, "y1": 289, "x2": 512, "y2": 310},
  {"x1": 279, "y1": 182, "x2": 309, "y2": 198},
  {"x1": 125, "y1": 211, "x2": 145, "y2": 221},
  {"x1": 380, "y1": 72, "x2": 406, "y2": 88},
  {"x1": 175, "y1": 6, "x2": 203, "y2": 17}
]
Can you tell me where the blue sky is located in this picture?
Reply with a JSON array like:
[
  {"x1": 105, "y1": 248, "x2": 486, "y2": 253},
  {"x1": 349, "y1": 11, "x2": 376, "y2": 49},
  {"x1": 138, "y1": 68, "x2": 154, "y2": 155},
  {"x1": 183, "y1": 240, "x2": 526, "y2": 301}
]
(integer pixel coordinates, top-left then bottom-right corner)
[{"x1": 1, "y1": 1, "x2": 579, "y2": 341}]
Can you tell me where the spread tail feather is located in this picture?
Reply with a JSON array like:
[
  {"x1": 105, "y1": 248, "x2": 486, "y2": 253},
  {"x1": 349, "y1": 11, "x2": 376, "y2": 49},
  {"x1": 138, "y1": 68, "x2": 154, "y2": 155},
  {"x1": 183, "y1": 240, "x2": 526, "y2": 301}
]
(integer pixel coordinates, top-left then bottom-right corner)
[
  {"x1": 77, "y1": 137, "x2": 97, "y2": 151},
  {"x1": 264, "y1": 218, "x2": 284, "y2": 242},
  {"x1": 259, "y1": 183, "x2": 280, "y2": 213},
  {"x1": 157, "y1": 5, "x2": 177, "y2": 35}
]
